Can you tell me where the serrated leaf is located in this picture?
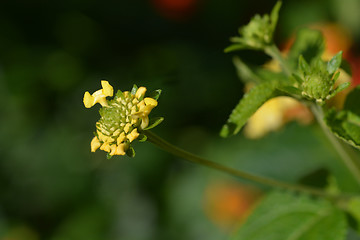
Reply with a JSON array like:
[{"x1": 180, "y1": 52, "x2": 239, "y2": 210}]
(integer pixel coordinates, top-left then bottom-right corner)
[
  {"x1": 288, "y1": 28, "x2": 325, "y2": 67},
  {"x1": 220, "y1": 81, "x2": 282, "y2": 137},
  {"x1": 230, "y1": 191, "x2": 347, "y2": 240},
  {"x1": 328, "y1": 51, "x2": 343, "y2": 74},
  {"x1": 324, "y1": 109, "x2": 360, "y2": 149},
  {"x1": 143, "y1": 117, "x2": 164, "y2": 130},
  {"x1": 270, "y1": 1, "x2": 282, "y2": 32}
]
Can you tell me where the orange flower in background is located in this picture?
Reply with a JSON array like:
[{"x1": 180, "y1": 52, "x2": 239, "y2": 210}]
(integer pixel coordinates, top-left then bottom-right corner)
[
  {"x1": 204, "y1": 181, "x2": 262, "y2": 231},
  {"x1": 150, "y1": 0, "x2": 199, "y2": 21}
]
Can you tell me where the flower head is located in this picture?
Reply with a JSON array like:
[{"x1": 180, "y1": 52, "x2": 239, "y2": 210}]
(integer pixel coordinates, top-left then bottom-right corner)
[{"x1": 84, "y1": 81, "x2": 163, "y2": 158}]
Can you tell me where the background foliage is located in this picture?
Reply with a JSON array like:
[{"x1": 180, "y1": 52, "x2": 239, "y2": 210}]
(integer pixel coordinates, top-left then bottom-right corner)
[{"x1": 1, "y1": 0, "x2": 360, "y2": 239}]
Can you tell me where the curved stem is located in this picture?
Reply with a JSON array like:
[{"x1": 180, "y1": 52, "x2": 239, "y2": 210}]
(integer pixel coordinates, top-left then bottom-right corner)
[{"x1": 145, "y1": 130, "x2": 349, "y2": 201}]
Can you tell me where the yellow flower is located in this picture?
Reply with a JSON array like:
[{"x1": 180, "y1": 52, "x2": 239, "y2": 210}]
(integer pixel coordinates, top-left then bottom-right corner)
[{"x1": 84, "y1": 81, "x2": 162, "y2": 157}]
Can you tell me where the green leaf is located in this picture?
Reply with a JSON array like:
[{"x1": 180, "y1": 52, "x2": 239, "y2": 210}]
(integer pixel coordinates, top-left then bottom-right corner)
[
  {"x1": 299, "y1": 55, "x2": 311, "y2": 74},
  {"x1": 347, "y1": 197, "x2": 360, "y2": 232},
  {"x1": 324, "y1": 109, "x2": 360, "y2": 149},
  {"x1": 288, "y1": 28, "x2": 325, "y2": 66},
  {"x1": 270, "y1": 1, "x2": 282, "y2": 32},
  {"x1": 230, "y1": 191, "x2": 347, "y2": 240},
  {"x1": 232, "y1": 56, "x2": 262, "y2": 83},
  {"x1": 225, "y1": 43, "x2": 249, "y2": 53},
  {"x1": 143, "y1": 117, "x2": 164, "y2": 130},
  {"x1": 220, "y1": 81, "x2": 282, "y2": 137},
  {"x1": 327, "y1": 51, "x2": 343, "y2": 74},
  {"x1": 328, "y1": 82, "x2": 350, "y2": 99}
]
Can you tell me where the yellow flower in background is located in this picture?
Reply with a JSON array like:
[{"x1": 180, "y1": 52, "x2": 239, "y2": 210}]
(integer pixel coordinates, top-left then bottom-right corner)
[
  {"x1": 244, "y1": 96, "x2": 312, "y2": 139},
  {"x1": 83, "y1": 81, "x2": 162, "y2": 157}
]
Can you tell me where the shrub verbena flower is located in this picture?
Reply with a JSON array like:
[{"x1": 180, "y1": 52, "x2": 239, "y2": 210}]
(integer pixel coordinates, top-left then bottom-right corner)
[{"x1": 83, "y1": 81, "x2": 162, "y2": 158}]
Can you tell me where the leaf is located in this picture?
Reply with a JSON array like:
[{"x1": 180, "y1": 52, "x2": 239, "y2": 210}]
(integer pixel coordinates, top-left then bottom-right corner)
[
  {"x1": 232, "y1": 56, "x2": 262, "y2": 83},
  {"x1": 288, "y1": 28, "x2": 325, "y2": 67},
  {"x1": 225, "y1": 43, "x2": 251, "y2": 53},
  {"x1": 230, "y1": 191, "x2": 347, "y2": 240},
  {"x1": 327, "y1": 51, "x2": 343, "y2": 74},
  {"x1": 220, "y1": 81, "x2": 282, "y2": 137},
  {"x1": 347, "y1": 197, "x2": 360, "y2": 232},
  {"x1": 233, "y1": 56, "x2": 290, "y2": 85},
  {"x1": 327, "y1": 82, "x2": 350, "y2": 100},
  {"x1": 324, "y1": 109, "x2": 360, "y2": 149},
  {"x1": 299, "y1": 55, "x2": 311, "y2": 74},
  {"x1": 270, "y1": 1, "x2": 282, "y2": 32},
  {"x1": 143, "y1": 117, "x2": 164, "y2": 130}
]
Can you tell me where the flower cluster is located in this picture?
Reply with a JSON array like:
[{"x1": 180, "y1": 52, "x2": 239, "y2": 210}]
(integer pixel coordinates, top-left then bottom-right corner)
[{"x1": 83, "y1": 81, "x2": 162, "y2": 157}]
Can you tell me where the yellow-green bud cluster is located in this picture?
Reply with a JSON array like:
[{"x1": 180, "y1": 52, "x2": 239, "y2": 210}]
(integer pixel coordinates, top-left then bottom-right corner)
[{"x1": 83, "y1": 81, "x2": 158, "y2": 157}]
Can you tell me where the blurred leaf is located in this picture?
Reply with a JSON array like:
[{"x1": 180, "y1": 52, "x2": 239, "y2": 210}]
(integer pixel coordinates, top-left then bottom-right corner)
[
  {"x1": 344, "y1": 86, "x2": 360, "y2": 116},
  {"x1": 347, "y1": 197, "x2": 360, "y2": 233},
  {"x1": 230, "y1": 191, "x2": 347, "y2": 240},
  {"x1": 270, "y1": 1, "x2": 282, "y2": 32},
  {"x1": 327, "y1": 51, "x2": 343, "y2": 74},
  {"x1": 288, "y1": 29, "x2": 325, "y2": 67},
  {"x1": 299, "y1": 168, "x2": 330, "y2": 189}
]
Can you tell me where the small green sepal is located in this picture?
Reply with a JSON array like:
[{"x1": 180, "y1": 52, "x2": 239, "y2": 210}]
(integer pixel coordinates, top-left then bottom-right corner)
[
  {"x1": 126, "y1": 146, "x2": 136, "y2": 158},
  {"x1": 131, "y1": 84, "x2": 138, "y2": 95},
  {"x1": 327, "y1": 51, "x2": 342, "y2": 74},
  {"x1": 143, "y1": 117, "x2": 164, "y2": 130},
  {"x1": 149, "y1": 89, "x2": 162, "y2": 100},
  {"x1": 138, "y1": 134, "x2": 148, "y2": 142}
]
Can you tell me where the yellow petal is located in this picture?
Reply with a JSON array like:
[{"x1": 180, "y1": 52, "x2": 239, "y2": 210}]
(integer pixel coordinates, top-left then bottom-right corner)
[
  {"x1": 135, "y1": 87, "x2": 147, "y2": 99},
  {"x1": 83, "y1": 91, "x2": 95, "y2": 108},
  {"x1": 101, "y1": 80, "x2": 113, "y2": 97},
  {"x1": 114, "y1": 143, "x2": 126, "y2": 155},
  {"x1": 123, "y1": 123, "x2": 131, "y2": 133},
  {"x1": 117, "y1": 132, "x2": 126, "y2": 145},
  {"x1": 127, "y1": 129, "x2": 139, "y2": 142},
  {"x1": 100, "y1": 142, "x2": 111, "y2": 152},
  {"x1": 90, "y1": 137, "x2": 101, "y2": 152},
  {"x1": 141, "y1": 116, "x2": 149, "y2": 129},
  {"x1": 144, "y1": 97, "x2": 158, "y2": 107}
]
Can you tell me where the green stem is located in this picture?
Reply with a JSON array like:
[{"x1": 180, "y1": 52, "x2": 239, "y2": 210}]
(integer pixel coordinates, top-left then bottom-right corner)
[
  {"x1": 145, "y1": 130, "x2": 347, "y2": 201},
  {"x1": 311, "y1": 105, "x2": 360, "y2": 185},
  {"x1": 264, "y1": 44, "x2": 292, "y2": 77}
]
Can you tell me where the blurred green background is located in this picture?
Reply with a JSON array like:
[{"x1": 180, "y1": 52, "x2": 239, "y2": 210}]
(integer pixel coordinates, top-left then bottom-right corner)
[{"x1": 1, "y1": 0, "x2": 360, "y2": 239}]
